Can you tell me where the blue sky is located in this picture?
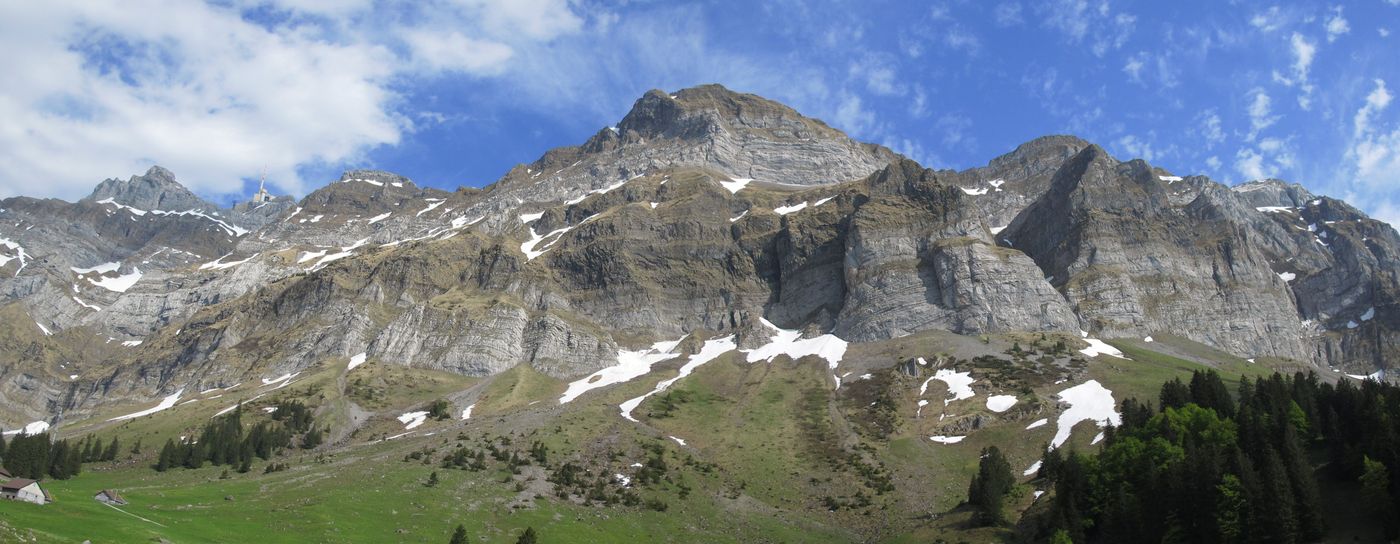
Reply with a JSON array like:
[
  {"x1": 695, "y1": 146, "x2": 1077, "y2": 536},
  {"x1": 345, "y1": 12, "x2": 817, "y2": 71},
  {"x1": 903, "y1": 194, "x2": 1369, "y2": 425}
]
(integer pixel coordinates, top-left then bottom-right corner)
[{"x1": 2, "y1": 1, "x2": 1398, "y2": 224}]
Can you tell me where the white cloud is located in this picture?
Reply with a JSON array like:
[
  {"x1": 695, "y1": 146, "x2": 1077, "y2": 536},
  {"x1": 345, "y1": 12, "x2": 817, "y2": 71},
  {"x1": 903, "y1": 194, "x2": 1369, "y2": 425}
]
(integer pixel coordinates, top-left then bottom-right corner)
[
  {"x1": 1038, "y1": 0, "x2": 1135, "y2": 57},
  {"x1": 1198, "y1": 110, "x2": 1224, "y2": 145},
  {"x1": 849, "y1": 54, "x2": 903, "y2": 96},
  {"x1": 0, "y1": 0, "x2": 588, "y2": 200},
  {"x1": 909, "y1": 85, "x2": 929, "y2": 118},
  {"x1": 1235, "y1": 137, "x2": 1295, "y2": 182},
  {"x1": 936, "y1": 113, "x2": 975, "y2": 149},
  {"x1": 1290, "y1": 33, "x2": 1316, "y2": 81},
  {"x1": 1246, "y1": 88, "x2": 1278, "y2": 140},
  {"x1": 1250, "y1": 6, "x2": 1284, "y2": 32},
  {"x1": 1343, "y1": 79, "x2": 1400, "y2": 227},
  {"x1": 1270, "y1": 33, "x2": 1316, "y2": 109},
  {"x1": 401, "y1": 30, "x2": 514, "y2": 74},
  {"x1": 1353, "y1": 79, "x2": 1393, "y2": 137},
  {"x1": 1123, "y1": 54, "x2": 1146, "y2": 83},
  {"x1": 1117, "y1": 135, "x2": 1157, "y2": 162},
  {"x1": 993, "y1": 3, "x2": 1024, "y2": 26},
  {"x1": 0, "y1": 2, "x2": 410, "y2": 198},
  {"x1": 833, "y1": 93, "x2": 877, "y2": 136},
  {"x1": 943, "y1": 25, "x2": 982, "y2": 54},
  {"x1": 1381, "y1": 28, "x2": 1392, "y2": 38},
  {"x1": 1324, "y1": 6, "x2": 1349, "y2": 42},
  {"x1": 1236, "y1": 148, "x2": 1268, "y2": 180},
  {"x1": 1205, "y1": 156, "x2": 1222, "y2": 171}
]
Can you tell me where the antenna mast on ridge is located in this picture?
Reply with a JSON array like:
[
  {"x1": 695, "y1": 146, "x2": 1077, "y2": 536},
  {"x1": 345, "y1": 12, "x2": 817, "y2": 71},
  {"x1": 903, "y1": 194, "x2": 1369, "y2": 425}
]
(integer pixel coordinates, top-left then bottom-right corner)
[{"x1": 252, "y1": 166, "x2": 273, "y2": 203}]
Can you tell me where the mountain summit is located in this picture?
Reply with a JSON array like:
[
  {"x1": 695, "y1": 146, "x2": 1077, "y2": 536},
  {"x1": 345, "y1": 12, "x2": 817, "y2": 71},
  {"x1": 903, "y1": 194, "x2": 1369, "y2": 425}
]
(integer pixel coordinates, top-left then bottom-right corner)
[{"x1": 1, "y1": 85, "x2": 1397, "y2": 542}]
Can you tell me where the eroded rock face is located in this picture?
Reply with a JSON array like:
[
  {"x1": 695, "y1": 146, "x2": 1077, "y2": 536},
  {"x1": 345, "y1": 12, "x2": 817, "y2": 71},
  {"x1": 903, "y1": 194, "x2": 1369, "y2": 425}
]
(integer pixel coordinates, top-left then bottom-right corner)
[
  {"x1": 478, "y1": 85, "x2": 900, "y2": 223},
  {"x1": 5, "y1": 84, "x2": 1400, "y2": 427},
  {"x1": 1001, "y1": 146, "x2": 1307, "y2": 358}
]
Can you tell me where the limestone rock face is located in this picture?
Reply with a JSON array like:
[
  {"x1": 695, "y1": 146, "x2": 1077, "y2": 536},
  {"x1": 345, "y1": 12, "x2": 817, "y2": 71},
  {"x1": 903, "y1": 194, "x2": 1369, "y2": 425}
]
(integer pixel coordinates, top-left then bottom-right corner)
[
  {"x1": 5, "y1": 84, "x2": 1400, "y2": 428},
  {"x1": 85, "y1": 166, "x2": 215, "y2": 213}
]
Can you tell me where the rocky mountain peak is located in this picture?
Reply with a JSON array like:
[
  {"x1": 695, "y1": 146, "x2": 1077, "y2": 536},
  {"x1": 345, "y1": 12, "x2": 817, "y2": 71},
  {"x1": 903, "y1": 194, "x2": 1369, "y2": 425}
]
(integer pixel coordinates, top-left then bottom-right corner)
[
  {"x1": 616, "y1": 84, "x2": 857, "y2": 144},
  {"x1": 1231, "y1": 178, "x2": 1316, "y2": 209},
  {"x1": 84, "y1": 165, "x2": 214, "y2": 212},
  {"x1": 336, "y1": 169, "x2": 416, "y2": 188},
  {"x1": 986, "y1": 135, "x2": 1090, "y2": 172}
]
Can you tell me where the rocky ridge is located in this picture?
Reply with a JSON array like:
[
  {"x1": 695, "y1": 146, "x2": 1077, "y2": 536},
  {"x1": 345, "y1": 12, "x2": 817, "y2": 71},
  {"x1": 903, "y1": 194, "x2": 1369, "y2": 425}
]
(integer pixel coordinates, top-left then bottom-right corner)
[{"x1": 0, "y1": 84, "x2": 1396, "y2": 429}]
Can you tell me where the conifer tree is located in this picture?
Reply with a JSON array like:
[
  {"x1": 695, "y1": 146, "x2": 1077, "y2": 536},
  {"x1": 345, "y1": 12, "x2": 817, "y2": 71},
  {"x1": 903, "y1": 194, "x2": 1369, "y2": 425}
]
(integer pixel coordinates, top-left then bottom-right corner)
[
  {"x1": 967, "y1": 446, "x2": 1015, "y2": 526},
  {"x1": 1360, "y1": 456, "x2": 1398, "y2": 539},
  {"x1": 449, "y1": 524, "x2": 469, "y2": 544},
  {"x1": 103, "y1": 437, "x2": 120, "y2": 462}
]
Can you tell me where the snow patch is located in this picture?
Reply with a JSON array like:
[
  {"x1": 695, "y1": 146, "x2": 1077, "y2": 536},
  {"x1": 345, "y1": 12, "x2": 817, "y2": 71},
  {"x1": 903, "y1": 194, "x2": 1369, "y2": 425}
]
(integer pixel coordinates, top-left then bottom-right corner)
[
  {"x1": 108, "y1": 389, "x2": 185, "y2": 421},
  {"x1": 0, "y1": 236, "x2": 32, "y2": 275},
  {"x1": 416, "y1": 200, "x2": 446, "y2": 217},
  {"x1": 520, "y1": 224, "x2": 576, "y2": 260},
  {"x1": 461, "y1": 404, "x2": 475, "y2": 420},
  {"x1": 348, "y1": 352, "x2": 367, "y2": 370},
  {"x1": 560, "y1": 338, "x2": 684, "y2": 404},
  {"x1": 398, "y1": 411, "x2": 429, "y2": 430},
  {"x1": 986, "y1": 395, "x2": 1018, "y2": 413},
  {"x1": 931, "y1": 368, "x2": 975, "y2": 405},
  {"x1": 366, "y1": 212, "x2": 391, "y2": 224},
  {"x1": 669, "y1": 436, "x2": 687, "y2": 446},
  {"x1": 1024, "y1": 460, "x2": 1042, "y2": 476},
  {"x1": 1049, "y1": 380, "x2": 1121, "y2": 449},
  {"x1": 620, "y1": 335, "x2": 736, "y2": 421},
  {"x1": 1143, "y1": 336, "x2": 1154, "y2": 343},
  {"x1": 1079, "y1": 338, "x2": 1128, "y2": 359},
  {"x1": 729, "y1": 210, "x2": 748, "y2": 222},
  {"x1": 88, "y1": 268, "x2": 143, "y2": 292},
  {"x1": 71, "y1": 262, "x2": 121, "y2": 275},
  {"x1": 1361, "y1": 307, "x2": 1375, "y2": 321},
  {"x1": 199, "y1": 253, "x2": 258, "y2": 271},
  {"x1": 1026, "y1": 418, "x2": 1049, "y2": 430},
  {"x1": 773, "y1": 201, "x2": 808, "y2": 215},
  {"x1": 719, "y1": 177, "x2": 752, "y2": 194},
  {"x1": 743, "y1": 318, "x2": 847, "y2": 369},
  {"x1": 960, "y1": 186, "x2": 989, "y2": 196},
  {"x1": 1158, "y1": 175, "x2": 1183, "y2": 182},
  {"x1": 929, "y1": 435, "x2": 966, "y2": 444}
]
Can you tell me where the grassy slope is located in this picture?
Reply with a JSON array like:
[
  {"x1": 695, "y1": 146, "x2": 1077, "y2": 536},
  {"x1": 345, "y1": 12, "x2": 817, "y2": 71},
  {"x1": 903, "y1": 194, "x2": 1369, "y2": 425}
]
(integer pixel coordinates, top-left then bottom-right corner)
[{"x1": 0, "y1": 332, "x2": 1272, "y2": 543}]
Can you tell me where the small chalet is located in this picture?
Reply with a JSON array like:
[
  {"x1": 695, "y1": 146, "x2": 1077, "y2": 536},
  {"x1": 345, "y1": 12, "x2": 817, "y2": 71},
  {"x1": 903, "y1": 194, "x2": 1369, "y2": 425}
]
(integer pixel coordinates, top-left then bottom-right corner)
[
  {"x1": 94, "y1": 489, "x2": 128, "y2": 505},
  {"x1": 1, "y1": 478, "x2": 51, "y2": 505}
]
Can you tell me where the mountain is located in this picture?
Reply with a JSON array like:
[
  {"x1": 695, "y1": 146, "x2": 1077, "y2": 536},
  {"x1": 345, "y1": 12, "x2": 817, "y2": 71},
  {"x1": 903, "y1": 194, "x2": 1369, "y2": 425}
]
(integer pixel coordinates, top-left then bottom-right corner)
[{"x1": 0, "y1": 84, "x2": 1396, "y2": 542}]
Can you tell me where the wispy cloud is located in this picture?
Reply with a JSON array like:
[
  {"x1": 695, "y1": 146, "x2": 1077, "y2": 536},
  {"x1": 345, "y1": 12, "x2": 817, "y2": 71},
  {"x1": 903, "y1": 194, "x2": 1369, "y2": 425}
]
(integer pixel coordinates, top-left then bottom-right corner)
[
  {"x1": 1036, "y1": 0, "x2": 1135, "y2": 57},
  {"x1": 1246, "y1": 88, "x2": 1279, "y2": 140},
  {"x1": 1271, "y1": 32, "x2": 1317, "y2": 109},
  {"x1": 1324, "y1": 6, "x2": 1350, "y2": 42}
]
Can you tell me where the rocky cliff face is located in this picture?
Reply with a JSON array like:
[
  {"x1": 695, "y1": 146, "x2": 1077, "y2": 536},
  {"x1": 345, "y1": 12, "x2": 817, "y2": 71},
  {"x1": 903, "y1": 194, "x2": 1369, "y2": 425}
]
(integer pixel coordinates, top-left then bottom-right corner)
[{"x1": 2, "y1": 83, "x2": 1397, "y2": 430}]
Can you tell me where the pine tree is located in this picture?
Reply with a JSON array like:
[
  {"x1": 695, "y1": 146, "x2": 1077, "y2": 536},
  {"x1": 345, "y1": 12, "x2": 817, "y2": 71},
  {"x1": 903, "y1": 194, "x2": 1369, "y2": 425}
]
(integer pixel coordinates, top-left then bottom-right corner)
[
  {"x1": 516, "y1": 527, "x2": 537, "y2": 544},
  {"x1": 103, "y1": 437, "x2": 120, "y2": 462},
  {"x1": 1159, "y1": 378, "x2": 1190, "y2": 411},
  {"x1": 1215, "y1": 474, "x2": 1247, "y2": 544},
  {"x1": 0, "y1": 432, "x2": 6, "y2": 459},
  {"x1": 426, "y1": 471, "x2": 439, "y2": 487},
  {"x1": 157, "y1": 439, "x2": 176, "y2": 472},
  {"x1": 1360, "y1": 456, "x2": 1399, "y2": 539},
  {"x1": 302, "y1": 426, "x2": 323, "y2": 449},
  {"x1": 967, "y1": 446, "x2": 1015, "y2": 526},
  {"x1": 449, "y1": 524, "x2": 469, "y2": 544}
]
